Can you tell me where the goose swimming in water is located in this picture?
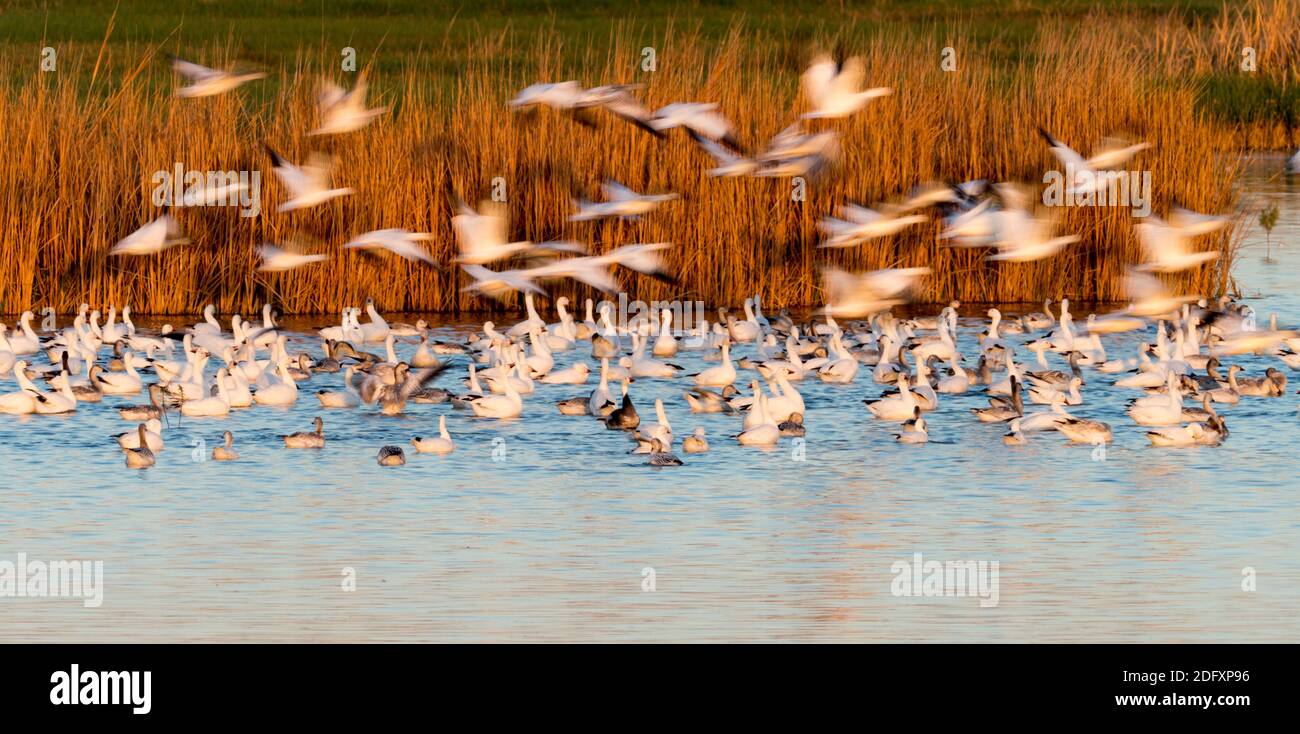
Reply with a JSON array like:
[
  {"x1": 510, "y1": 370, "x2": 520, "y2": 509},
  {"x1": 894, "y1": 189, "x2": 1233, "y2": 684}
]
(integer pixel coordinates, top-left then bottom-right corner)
[
  {"x1": 411, "y1": 415, "x2": 455, "y2": 454},
  {"x1": 605, "y1": 383, "x2": 639, "y2": 430},
  {"x1": 377, "y1": 445, "x2": 406, "y2": 466},
  {"x1": 556, "y1": 397, "x2": 590, "y2": 415},
  {"x1": 647, "y1": 438, "x2": 683, "y2": 466},
  {"x1": 283, "y1": 416, "x2": 326, "y2": 448},
  {"x1": 212, "y1": 431, "x2": 240, "y2": 461},
  {"x1": 682, "y1": 427, "x2": 709, "y2": 453},
  {"x1": 737, "y1": 394, "x2": 780, "y2": 446},
  {"x1": 1056, "y1": 417, "x2": 1112, "y2": 444},
  {"x1": 118, "y1": 383, "x2": 167, "y2": 421},
  {"x1": 894, "y1": 406, "x2": 928, "y2": 444},
  {"x1": 778, "y1": 411, "x2": 806, "y2": 437},
  {"x1": 123, "y1": 425, "x2": 157, "y2": 469},
  {"x1": 115, "y1": 418, "x2": 164, "y2": 451},
  {"x1": 683, "y1": 385, "x2": 739, "y2": 413},
  {"x1": 865, "y1": 375, "x2": 917, "y2": 421}
]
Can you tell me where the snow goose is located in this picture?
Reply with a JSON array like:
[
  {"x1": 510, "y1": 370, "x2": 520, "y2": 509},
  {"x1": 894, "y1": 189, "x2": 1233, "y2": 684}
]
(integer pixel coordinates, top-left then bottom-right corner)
[
  {"x1": 541, "y1": 361, "x2": 590, "y2": 385},
  {"x1": 692, "y1": 343, "x2": 736, "y2": 387},
  {"x1": 865, "y1": 375, "x2": 917, "y2": 420},
  {"x1": 801, "y1": 54, "x2": 892, "y2": 119},
  {"x1": 311, "y1": 75, "x2": 387, "y2": 135},
  {"x1": 467, "y1": 377, "x2": 523, "y2": 419},
  {"x1": 109, "y1": 213, "x2": 188, "y2": 256},
  {"x1": 343, "y1": 229, "x2": 437, "y2": 266},
  {"x1": 570, "y1": 181, "x2": 677, "y2": 221},
  {"x1": 317, "y1": 366, "x2": 362, "y2": 408},
  {"x1": 652, "y1": 309, "x2": 678, "y2": 357},
  {"x1": 411, "y1": 415, "x2": 455, "y2": 454},
  {"x1": 181, "y1": 369, "x2": 232, "y2": 417},
  {"x1": 283, "y1": 417, "x2": 326, "y2": 448},
  {"x1": 257, "y1": 242, "x2": 329, "y2": 272},
  {"x1": 647, "y1": 438, "x2": 684, "y2": 466},
  {"x1": 737, "y1": 394, "x2": 780, "y2": 446},
  {"x1": 682, "y1": 427, "x2": 709, "y2": 453},
  {"x1": 377, "y1": 446, "x2": 406, "y2": 466},
  {"x1": 115, "y1": 419, "x2": 164, "y2": 451},
  {"x1": 123, "y1": 425, "x2": 157, "y2": 469},
  {"x1": 266, "y1": 147, "x2": 354, "y2": 211},
  {"x1": 631, "y1": 399, "x2": 673, "y2": 450},
  {"x1": 170, "y1": 56, "x2": 265, "y2": 98},
  {"x1": 212, "y1": 431, "x2": 240, "y2": 461},
  {"x1": 1145, "y1": 422, "x2": 1207, "y2": 447}
]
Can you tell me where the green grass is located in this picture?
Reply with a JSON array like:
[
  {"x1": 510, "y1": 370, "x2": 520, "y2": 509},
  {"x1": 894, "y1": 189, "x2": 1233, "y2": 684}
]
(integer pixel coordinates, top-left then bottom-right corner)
[
  {"x1": 0, "y1": 1, "x2": 1233, "y2": 68},
  {"x1": 3, "y1": 0, "x2": 1278, "y2": 129}
]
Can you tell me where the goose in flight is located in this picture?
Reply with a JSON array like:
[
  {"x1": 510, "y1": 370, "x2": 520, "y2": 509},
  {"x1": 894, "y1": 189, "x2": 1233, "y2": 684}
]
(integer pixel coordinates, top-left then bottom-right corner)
[
  {"x1": 170, "y1": 56, "x2": 265, "y2": 98},
  {"x1": 109, "y1": 212, "x2": 189, "y2": 256},
  {"x1": 1122, "y1": 269, "x2": 1199, "y2": 318},
  {"x1": 343, "y1": 228, "x2": 438, "y2": 266},
  {"x1": 511, "y1": 82, "x2": 661, "y2": 136},
  {"x1": 257, "y1": 242, "x2": 330, "y2": 272},
  {"x1": 1038, "y1": 128, "x2": 1150, "y2": 194},
  {"x1": 570, "y1": 182, "x2": 678, "y2": 221},
  {"x1": 266, "y1": 147, "x2": 355, "y2": 211},
  {"x1": 311, "y1": 75, "x2": 387, "y2": 135},
  {"x1": 452, "y1": 199, "x2": 584, "y2": 265},
  {"x1": 751, "y1": 124, "x2": 840, "y2": 179},
  {"x1": 581, "y1": 84, "x2": 663, "y2": 137},
  {"x1": 651, "y1": 102, "x2": 743, "y2": 151},
  {"x1": 460, "y1": 264, "x2": 547, "y2": 301},
  {"x1": 688, "y1": 131, "x2": 758, "y2": 177},
  {"x1": 800, "y1": 54, "x2": 892, "y2": 119},
  {"x1": 822, "y1": 267, "x2": 930, "y2": 318},
  {"x1": 818, "y1": 203, "x2": 927, "y2": 248},
  {"x1": 1138, "y1": 214, "x2": 1216, "y2": 271},
  {"x1": 986, "y1": 211, "x2": 1080, "y2": 263}
]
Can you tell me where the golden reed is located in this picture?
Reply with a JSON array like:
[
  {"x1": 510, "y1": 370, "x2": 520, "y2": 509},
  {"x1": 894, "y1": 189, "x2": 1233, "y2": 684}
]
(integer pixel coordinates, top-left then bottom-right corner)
[{"x1": 5, "y1": 5, "x2": 1293, "y2": 316}]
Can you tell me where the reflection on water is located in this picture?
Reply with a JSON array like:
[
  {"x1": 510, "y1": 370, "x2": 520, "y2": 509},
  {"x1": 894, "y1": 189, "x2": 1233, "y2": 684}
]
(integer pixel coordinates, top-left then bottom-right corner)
[{"x1": 2, "y1": 157, "x2": 1299, "y2": 642}]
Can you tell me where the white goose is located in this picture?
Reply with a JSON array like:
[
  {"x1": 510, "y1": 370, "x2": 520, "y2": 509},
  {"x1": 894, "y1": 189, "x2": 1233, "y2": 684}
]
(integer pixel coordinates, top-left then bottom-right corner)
[
  {"x1": 181, "y1": 369, "x2": 232, "y2": 417},
  {"x1": 412, "y1": 415, "x2": 455, "y2": 454},
  {"x1": 737, "y1": 394, "x2": 780, "y2": 446}
]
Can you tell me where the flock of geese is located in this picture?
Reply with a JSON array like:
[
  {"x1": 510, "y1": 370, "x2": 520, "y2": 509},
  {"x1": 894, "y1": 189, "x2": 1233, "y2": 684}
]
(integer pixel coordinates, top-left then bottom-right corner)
[
  {"x1": 4, "y1": 51, "x2": 1297, "y2": 469},
  {"x1": 0, "y1": 286, "x2": 1297, "y2": 470}
]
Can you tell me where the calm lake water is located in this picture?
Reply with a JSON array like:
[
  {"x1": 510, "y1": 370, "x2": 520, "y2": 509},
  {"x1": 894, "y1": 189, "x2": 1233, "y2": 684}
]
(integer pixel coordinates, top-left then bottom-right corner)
[{"x1": 2, "y1": 156, "x2": 1298, "y2": 642}]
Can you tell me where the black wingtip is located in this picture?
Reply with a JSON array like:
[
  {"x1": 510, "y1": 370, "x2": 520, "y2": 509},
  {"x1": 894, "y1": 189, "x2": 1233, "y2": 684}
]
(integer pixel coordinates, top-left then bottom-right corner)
[{"x1": 264, "y1": 143, "x2": 286, "y2": 168}]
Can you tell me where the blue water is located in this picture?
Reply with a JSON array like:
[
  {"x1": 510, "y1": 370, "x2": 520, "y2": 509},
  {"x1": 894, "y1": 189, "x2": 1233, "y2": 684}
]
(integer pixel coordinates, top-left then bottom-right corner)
[{"x1": 1, "y1": 156, "x2": 1297, "y2": 642}]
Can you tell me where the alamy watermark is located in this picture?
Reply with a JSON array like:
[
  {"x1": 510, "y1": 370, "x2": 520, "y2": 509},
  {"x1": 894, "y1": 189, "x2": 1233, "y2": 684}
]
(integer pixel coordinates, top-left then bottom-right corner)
[
  {"x1": 151, "y1": 163, "x2": 261, "y2": 217},
  {"x1": 890, "y1": 552, "x2": 999, "y2": 608},
  {"x1": 1043, "y1": 165, "x2": 1151, "y2": 217},
  {"x1": 0, "y1": 553, "x2": 103, "y2": 608}
]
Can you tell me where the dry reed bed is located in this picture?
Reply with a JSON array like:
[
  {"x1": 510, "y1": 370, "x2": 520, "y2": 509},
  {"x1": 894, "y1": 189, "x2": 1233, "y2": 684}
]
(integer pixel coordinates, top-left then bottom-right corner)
[{"x1": 0, "y1": 19, "x2": 1260, "y2": 315}]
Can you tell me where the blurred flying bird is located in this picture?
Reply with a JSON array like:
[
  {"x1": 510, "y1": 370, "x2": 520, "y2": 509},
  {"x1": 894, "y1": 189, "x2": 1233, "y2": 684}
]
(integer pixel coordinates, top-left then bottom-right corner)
[
  {"x1": 265, "y1": 147, "x2": 355, "y2": 212},
  {"x1": 109, "y1": 212, "x2": 189, "y2": 256},
  {"x1": 570, "y1": 181, "x2": 678, "y2": 221},
  {"x1": 452, "y1": 199, "x2": 586, "y2": 264},
  {"x1": 818, "y1": 203, "x2": 927, "y2": 248},
  {"x1": 651, "y1": 102, "x2": 742, "y2": 151},
  {"x1": 822, "y1": 267, "x2": 930, "y2": 318},
  {"x1": 800, "y1": 54, "x2": 892, "y2": 119},
  {"x1": 310, "y1": 75, "x2": 387, "y2": 135},
  {"x1": 170, "y1": 56, "x2": 265, "y2": 98},
  {"x1": 343, "y1": 229, "x2": 438, "y2": 266},
  {"x1": 257, "y1": 243, "x2": 329, "y2": 272}
]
